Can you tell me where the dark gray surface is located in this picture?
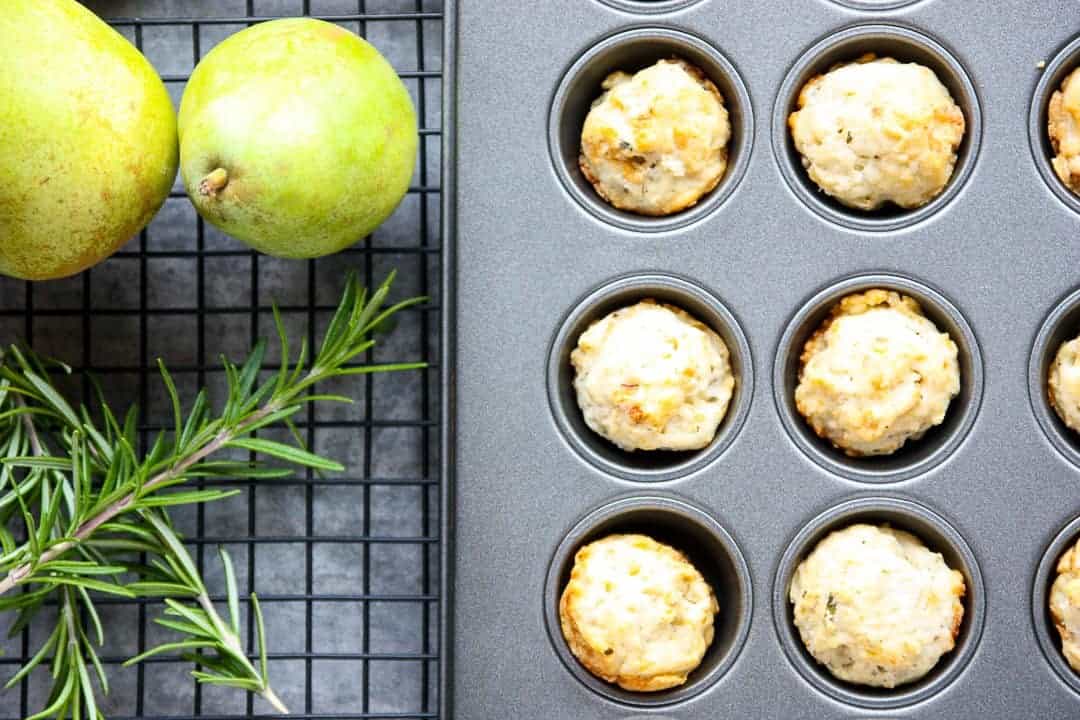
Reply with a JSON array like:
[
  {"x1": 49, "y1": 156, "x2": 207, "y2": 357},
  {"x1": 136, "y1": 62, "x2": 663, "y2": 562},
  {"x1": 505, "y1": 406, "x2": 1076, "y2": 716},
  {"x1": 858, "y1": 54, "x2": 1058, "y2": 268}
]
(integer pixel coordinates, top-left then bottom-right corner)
[
  {"x1": 0, "y1": 1, "x2": 444, "y2": 717},
  {"x1": 453, "y1": 0, "x2": 1080, "y2": 717}
]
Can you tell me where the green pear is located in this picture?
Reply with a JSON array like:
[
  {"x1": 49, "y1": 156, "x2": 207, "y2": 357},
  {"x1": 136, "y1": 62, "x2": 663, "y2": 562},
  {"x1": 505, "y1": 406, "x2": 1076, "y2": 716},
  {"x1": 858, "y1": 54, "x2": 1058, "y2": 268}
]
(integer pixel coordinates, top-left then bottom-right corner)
[
  {"x1": 178, "y1": 19, "x2": 418, "y2": 259},
  {"x1": 0, "y1": 0, "x2": 178, "y2": 281}
]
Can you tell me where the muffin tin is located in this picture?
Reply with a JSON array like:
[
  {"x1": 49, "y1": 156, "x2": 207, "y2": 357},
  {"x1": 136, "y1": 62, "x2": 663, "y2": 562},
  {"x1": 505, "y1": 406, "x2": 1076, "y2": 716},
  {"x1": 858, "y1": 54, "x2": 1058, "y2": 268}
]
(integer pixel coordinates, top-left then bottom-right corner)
[{"x1": 450, "y1": 0, "x2": 1080, "y2": 716}]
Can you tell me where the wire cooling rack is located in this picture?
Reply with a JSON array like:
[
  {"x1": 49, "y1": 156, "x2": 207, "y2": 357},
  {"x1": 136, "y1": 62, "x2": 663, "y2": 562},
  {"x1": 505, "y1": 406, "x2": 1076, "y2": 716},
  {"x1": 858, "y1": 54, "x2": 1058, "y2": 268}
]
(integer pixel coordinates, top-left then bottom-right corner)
[{"x1": 0, "y1": 1, "x2": 447, "y2": 718}]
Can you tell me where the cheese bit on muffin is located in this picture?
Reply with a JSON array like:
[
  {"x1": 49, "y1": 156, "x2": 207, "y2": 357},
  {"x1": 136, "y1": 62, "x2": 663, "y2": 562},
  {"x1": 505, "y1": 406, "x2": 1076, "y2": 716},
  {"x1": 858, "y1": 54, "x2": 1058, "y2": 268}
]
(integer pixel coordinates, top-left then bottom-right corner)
[
  {"x1": 789, "y1": 523, "x2": 965, "y2": 688},
  {"x1": 571, "y1": 300, "x2": 734, "y2": 452},
  {"x1": 788, "y1": 55, "x2": 965, "y2": 211},
  {"x1": 795, "y1": 289, "x2": 960, "y2": 456},
  {"x1": 1049, "y1": 68, "x2": 1080, "y2": 194},
  {"x1": 560, "y1": 533, "x2": 718, "y2": 692},
  {"x1": 579, "y1": 58, "x2": 731, "y2": 216},
  {"x1": 1051, "y1": 537, "x2": 1080, "y2": 672}
]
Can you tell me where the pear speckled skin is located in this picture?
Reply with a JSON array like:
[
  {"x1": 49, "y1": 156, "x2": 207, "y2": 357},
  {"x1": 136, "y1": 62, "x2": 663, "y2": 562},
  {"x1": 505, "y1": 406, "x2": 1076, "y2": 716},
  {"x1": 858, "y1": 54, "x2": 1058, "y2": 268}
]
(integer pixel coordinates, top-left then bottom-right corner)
[
  {"x1": 0, "y1": 0, "x2": 178, "y2": 281},
  {"x1": 178, "y1": 19, "x2": 418, "y2": 259}
]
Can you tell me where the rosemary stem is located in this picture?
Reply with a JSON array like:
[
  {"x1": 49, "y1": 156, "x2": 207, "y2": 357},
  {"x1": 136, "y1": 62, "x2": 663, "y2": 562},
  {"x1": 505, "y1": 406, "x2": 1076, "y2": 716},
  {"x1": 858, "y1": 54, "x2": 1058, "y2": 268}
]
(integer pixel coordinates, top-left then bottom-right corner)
[
  {"x1": 17, "y1": 396, "x2": 45, "y2": 458},
  {"x1": 62, "y1": 588, "x2": 78, "y2": 655},
  {"x1": 196, "y1": 593, "x2": 290, "y2": 714},
  {"x1": 196, "y1": 593, "x2": 254, "y2": 673},
  {"x1": 261, "y1": 686, "x2": 289, "y2": 715},
  {"x1": 0, "y1": 401, "x2": 282, "y2": 597}
]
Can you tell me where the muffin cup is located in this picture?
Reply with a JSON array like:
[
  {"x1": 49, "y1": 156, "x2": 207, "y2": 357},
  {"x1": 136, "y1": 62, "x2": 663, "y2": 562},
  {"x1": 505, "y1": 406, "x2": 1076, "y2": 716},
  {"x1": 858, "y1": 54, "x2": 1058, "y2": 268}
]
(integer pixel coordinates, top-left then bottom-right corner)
[
  {"x1": 772, "y1": 496, "x2": 985, "y2": 709},
  {"x1": 594, "y1": 0, "x2": 705, "y2": 13},
  {"x1": 549, "y1": 27, "x2": 753, "y2": 233},
  {"x1": 772, "y1": 23, "x2": 981, "y2": 232},
  {"x1": 1030, "y1": 287, "x2": 1080, "y2": 468},
  {"x1": 1032, "y1": 514, "x2": 1080, "y2": 696},
  {"x1": 548, "y1": 273, "x2": 753, "y2": 482},
  {"x1": 544, "y1": 494, "x2": 752, "y2": 707},
  {"x1": 773, "y1": 272, "x2": 982, "y2": 483},
  {"x1": 1028, "y1": 35, "x2": 1080, "y2": 217},
  {"x1": 827, "y1": 0, "x2": 924, "y2": 10}
]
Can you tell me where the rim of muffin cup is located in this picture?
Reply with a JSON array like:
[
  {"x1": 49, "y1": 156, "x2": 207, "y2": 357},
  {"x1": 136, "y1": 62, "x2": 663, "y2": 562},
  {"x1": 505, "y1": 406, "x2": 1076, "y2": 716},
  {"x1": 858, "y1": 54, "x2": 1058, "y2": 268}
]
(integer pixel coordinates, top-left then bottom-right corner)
[
  {"x1": 547, "y1": 273, "x2": 753, "y2": 482},
  {"x1": 593, "y1": 0, "x2": 706, "y2": 14},
  {"x1": 771, "y1": 23, "x2": 982, "y2": 232},
  {"x1": 773, "y1": 272, "x2": 983, "y2": 484},
  {"x1": 548, "y1": 27, "x2": 754, "y2": 233},
  {"x1": 1029, "y1": 286, "x2": 1080, "y2": 469},
  {"x1": 544, "y1": 494, "x2": 753, "y2": 707},
  {"x1": 1032, "y1": 514, "x2": 1080, "y2": 696},
  {"x1": 1028, "y1": 35, "x2": 1080, "y2": 218},
  {"x1": 827, "y1": 0, "x2": 925, "y2": 11},
  {"x1": 772, "y1": 496, "x2": 985, "y2": 709}
]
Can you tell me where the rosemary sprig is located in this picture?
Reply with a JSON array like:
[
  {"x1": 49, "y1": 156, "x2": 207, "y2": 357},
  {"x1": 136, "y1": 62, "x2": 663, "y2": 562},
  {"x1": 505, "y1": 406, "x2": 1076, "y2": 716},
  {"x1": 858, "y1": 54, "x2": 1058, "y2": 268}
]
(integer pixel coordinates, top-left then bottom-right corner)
[
  {"x1": 3, "y1": 586, "x2": 111, "y2": 720},
  {"x1": 124, "y1": 512, "x2": 287, "y2": 713},
  {"x1": 0, "y1": 270, "x2": 424, "y2": 594},
  {"x1": 0, "y1": 271, "x2": 426, "y2": 719}
]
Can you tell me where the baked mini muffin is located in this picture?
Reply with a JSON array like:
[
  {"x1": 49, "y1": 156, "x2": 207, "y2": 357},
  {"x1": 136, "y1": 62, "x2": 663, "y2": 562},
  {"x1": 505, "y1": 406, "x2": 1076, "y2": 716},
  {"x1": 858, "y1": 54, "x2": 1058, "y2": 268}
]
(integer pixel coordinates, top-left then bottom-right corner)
[
  {"x1": 579, "y1": 58, "x2": 730, "y2": 216},
  {"x1": 560, "y1": 533, "x2": 718, "y2": 691},
  {"x1": 1050, "y1": 536, "x2": 1080, "y2": 672},
  {"x1": 1048, "y1": 335, "x2": 1080, "y2": 432},
  {"x1": 795, "y1": 289, "x2": 960, "y2": 456},
  {"x1": 788, "y1": 55, "x2": 965, "y2": 211},
  {"x1": 571, "y1": 300, "x2": 734, "y2": 452},
  {"x1": 1049, "y1": 68, "x2": 1080, "y2": 194},
  {"x1": 789, "y1": 523, "x2": 965, "y2": 688}
]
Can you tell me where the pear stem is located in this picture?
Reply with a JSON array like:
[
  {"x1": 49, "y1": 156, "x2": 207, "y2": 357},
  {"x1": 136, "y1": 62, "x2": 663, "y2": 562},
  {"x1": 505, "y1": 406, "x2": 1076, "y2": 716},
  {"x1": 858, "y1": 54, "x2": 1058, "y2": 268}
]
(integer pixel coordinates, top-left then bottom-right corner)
[{"x1": 198, "y1": 167, "x2": 229, "y2": 197}]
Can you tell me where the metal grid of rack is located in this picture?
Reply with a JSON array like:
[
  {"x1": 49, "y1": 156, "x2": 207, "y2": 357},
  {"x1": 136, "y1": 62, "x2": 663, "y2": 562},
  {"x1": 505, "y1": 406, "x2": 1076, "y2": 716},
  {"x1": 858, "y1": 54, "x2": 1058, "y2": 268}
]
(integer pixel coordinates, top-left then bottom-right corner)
[{"x1": 0, "y1": 1, "x2": 445, "y2": 718}]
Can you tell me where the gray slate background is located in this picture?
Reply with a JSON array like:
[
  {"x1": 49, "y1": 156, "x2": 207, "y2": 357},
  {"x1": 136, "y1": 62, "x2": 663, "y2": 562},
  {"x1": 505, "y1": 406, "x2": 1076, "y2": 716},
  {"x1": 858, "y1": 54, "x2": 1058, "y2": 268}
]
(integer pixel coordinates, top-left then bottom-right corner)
[{"x1": 0, "y1": 1, "x2": 444, "y2": 717}]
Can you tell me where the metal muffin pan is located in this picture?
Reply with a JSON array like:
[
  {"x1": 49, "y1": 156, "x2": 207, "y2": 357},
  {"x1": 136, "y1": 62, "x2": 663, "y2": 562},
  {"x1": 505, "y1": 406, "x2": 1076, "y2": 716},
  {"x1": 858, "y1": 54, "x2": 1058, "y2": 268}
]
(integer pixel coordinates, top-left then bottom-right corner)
[{"x1": 451, "y1": 1, "x2": 1080, "y2": 717}]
